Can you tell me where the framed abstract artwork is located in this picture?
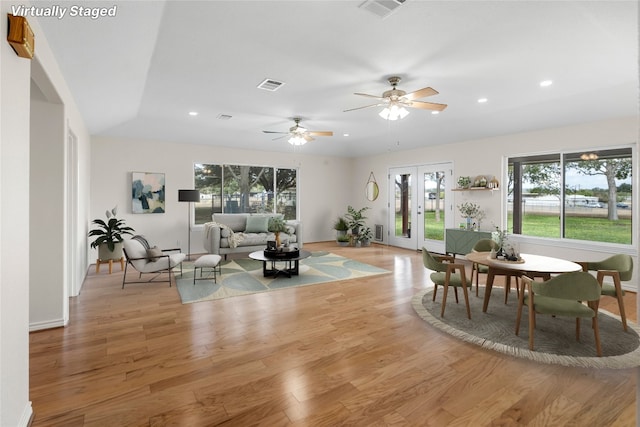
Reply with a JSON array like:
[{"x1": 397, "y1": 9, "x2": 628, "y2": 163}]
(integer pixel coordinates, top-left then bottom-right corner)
[{"x1": 132, "y1": 172, "x2": 165, "y2": 214}]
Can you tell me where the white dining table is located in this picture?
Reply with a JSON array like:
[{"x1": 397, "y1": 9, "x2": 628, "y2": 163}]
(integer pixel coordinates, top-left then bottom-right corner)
[{"x1": 465, "y1": 252, "x2": 582, "y2": 312}]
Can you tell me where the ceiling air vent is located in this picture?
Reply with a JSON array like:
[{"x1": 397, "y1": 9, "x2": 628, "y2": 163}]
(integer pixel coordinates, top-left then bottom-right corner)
[
  {"x1": 257, "y1": 78, "x2": 285, "y2": 92},
  {"x1": 359, "y1": 0, "x2": 407, "y2": 19},
  {"x1": 216, "y1": 114, "x2": 232, "y2": 120}
]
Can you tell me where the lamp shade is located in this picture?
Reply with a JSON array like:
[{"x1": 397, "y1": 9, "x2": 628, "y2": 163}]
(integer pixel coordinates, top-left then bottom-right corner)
[{"x1": 178, "y1": 189, "x2": 200, "y2": 202}]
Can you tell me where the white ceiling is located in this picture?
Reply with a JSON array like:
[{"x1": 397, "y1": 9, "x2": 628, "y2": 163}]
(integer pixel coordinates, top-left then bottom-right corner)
[{"x1": 33, "y1": 0, "x2": 638, "y2": 158}]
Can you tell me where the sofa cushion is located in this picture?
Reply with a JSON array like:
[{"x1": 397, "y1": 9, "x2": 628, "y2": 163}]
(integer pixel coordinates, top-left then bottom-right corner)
[
  {"x1": 245, "y1": 215, "x2": 270, "y2": 233},
  {"x1": 212, "y1": 214, "x2": 246, "y2": 232}
]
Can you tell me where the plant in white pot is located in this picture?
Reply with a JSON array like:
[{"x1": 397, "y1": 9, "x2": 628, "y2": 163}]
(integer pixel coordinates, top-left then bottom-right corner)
[
  {"x1": 357, "y1": 226, "x2": 374, "y2": 247},
  {"x1": 89, "y1": 207, "x2": 135, "y2": 261}
]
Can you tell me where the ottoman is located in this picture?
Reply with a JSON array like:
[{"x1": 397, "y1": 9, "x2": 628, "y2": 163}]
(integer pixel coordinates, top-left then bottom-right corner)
[{"x1": 193, "y1": 254, "x2": 222, "y2": 284}]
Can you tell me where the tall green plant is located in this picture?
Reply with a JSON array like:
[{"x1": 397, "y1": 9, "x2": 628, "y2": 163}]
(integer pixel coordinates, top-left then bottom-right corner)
[
  {"x1": 345, "y1": 205, "x2": 370, "y2": 232},
  {"x1": 88, "y1": 207, "x2": 135, "y2": 251}
]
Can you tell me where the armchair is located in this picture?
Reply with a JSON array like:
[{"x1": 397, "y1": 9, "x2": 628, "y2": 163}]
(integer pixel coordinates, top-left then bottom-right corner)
[{"x1": 122, "y1": 235, "x2": 186, "y2": 288}]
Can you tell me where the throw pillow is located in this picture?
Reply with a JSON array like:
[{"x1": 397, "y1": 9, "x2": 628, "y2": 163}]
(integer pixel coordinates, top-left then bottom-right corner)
[
  {"x1": 146, "y1": 246, "x2": 163, "y2": 261},
  {"x1": 245, "y1": 215, "x2": 269, "y2": 233}
]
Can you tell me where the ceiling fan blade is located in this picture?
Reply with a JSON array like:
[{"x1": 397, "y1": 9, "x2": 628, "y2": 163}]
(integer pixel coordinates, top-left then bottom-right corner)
[
  {"x1": 303, "y1": 134, "x2": 314, "y2": 142},
  {"x1": 408, "y1": 100, "x2": 448, "y2": 111},
  {"x1": 354, "y1": 92, "x2": 384, "y2": 100},
  {"x1": 263, "y1": 130, "x2": 288, "y2": 134},
  {"x1": 308, "y1": 131, "x2": 333, "y2": 137},
  {"x1": 344, "y1": 103, "x2": 384, "y2": 112},
  {"x1": 402, "y1": 87, "x2": 438, "y2": 101}
]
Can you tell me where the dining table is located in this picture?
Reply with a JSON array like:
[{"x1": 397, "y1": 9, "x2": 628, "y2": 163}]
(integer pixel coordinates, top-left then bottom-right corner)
[{"x1": 465, "y1": 251, "x2": 583, "y2": 312}]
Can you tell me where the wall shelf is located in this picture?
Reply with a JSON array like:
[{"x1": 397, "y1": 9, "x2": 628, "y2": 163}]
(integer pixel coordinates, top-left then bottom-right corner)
[{"x1": 452, "y1": 187, "x2": 497, "y2": 192}]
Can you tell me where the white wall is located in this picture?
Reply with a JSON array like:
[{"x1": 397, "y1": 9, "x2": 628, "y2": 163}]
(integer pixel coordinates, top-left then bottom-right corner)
[
  {"x1": 27, "y1": 17, "x2": 92, "y2": 331},
  {"x1": 353, "y1": 117, "x2": 639, "y2": 291},
  {"x1": 90, "y1": 136, "x2": 353, "y2": 259},
  {"x1": 0, "y1": 7, "x2": 33, "y2": 426},
  {"x1": 30, "y1": 98, "x2": 66, "y2": 329},
  {"x1": 0, "y1": 9, "x2": 92, "y2": 425}
]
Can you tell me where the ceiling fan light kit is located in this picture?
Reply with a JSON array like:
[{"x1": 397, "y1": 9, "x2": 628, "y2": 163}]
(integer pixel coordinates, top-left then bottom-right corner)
[
  {"x1": 264, "y1": 118, "x2": 333, "y2": 146},
  {"x1": 345, "y1": 76, "x2": 447, "y2": 121},
  {"x1": 379, "y1": 105, "x2": 409, "y2": 121}
]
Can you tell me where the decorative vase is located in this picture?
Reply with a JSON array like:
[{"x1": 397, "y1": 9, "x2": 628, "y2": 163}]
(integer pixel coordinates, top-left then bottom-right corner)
[
  {"x1": 275, "y1": 232, "x2": 281, "y2": 247},
  {"x1": 466, "y1": 217, "x2": 472, "y2": 230},
  {"x1": 490, "y1": 248, "x2": 497, "y2": 259}
]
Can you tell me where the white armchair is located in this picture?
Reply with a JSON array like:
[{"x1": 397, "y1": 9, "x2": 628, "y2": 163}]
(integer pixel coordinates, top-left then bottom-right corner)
[{"x1": 122, "y1": 236, "x2": 186, "y2": 288}]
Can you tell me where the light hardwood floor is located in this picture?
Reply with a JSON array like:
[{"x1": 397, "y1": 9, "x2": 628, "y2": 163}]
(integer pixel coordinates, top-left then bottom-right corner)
[{"x1": 30, "y1": 242, "x2": 637, "y2": 426}]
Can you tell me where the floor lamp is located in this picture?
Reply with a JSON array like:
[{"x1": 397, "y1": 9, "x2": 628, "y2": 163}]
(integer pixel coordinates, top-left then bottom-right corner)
[{"x1": 178, "y1": 189, "x2": 200, "y2": 260}]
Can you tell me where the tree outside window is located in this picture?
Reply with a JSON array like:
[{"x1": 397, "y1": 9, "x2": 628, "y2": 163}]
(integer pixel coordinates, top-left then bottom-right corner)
[{"x1": 507, "y1": 147, "x2": 632, "y2": 245}]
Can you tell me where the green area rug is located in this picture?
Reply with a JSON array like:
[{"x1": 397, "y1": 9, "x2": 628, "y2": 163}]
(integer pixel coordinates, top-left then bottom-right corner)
[
  {"x1": 412, "y1": 288, "x2": 640, "y2": 369},
  {"x1": 176, "y1": 251, "x2": 390, "y2": 304}
]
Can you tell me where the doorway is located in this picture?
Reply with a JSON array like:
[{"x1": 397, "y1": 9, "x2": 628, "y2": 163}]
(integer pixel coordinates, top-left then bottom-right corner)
[{"x1": 388, "y1": 163, "x2": 453, "y2": 252}]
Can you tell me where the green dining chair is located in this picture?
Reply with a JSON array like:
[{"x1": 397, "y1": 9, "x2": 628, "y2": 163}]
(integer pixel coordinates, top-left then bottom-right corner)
[
  {"x1": 577, "y1": 254, "x2": 633, "y2": 331},
  {"x1": 422, "y1": 248, "x2": 471, "y2": 319},
  {"x1": 515, "y1": 272, "x2": 602, "y2": 356},
  {"x1": 470, "y1": 238, "x2": 520, "y2": 303}
]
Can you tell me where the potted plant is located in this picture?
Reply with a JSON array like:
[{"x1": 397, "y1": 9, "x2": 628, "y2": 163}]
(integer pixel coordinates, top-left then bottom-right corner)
[
  {"x1": 345, "y1": 205, "x2": 370, "y2": 236},
  {"x1": 333, "y1": 216, "x2": 349, "y2": 238},
  {"x1": 357, "y1": 226, "x2": 374, "y2": 247},
  {"x1": 336, "y1": 234, "x2": 351, "y2": 246},
  {"x1": 268, "y1": 216, "x2": 289, "y2": 247},
  {"x1": 88, "y1": 206, "x2": 135, "y2": 261}
]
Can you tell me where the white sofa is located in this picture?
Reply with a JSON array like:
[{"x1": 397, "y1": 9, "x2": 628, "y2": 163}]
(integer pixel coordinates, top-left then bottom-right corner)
[{"x1": 203, "y1": 213, "x2": 302, "y2": 259}]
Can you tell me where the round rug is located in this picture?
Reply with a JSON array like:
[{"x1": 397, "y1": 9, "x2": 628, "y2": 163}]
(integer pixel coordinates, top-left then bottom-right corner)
[{"x1": 411, "y1": 288, "x2": 640, "y2": 369}]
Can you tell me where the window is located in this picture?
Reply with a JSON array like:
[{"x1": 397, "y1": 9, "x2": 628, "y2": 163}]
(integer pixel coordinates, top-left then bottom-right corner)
[
  {"x1": 194, "y1": 164, "x2": 297, "y2": 225},
  {"x1": 507, "y1": 147, "x2": 632, "y2": 245}
]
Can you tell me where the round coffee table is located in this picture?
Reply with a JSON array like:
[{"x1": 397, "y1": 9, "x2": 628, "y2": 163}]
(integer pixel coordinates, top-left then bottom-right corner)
[{"x1": 248, "y1": 249, "x2": 311, "y2": 278}]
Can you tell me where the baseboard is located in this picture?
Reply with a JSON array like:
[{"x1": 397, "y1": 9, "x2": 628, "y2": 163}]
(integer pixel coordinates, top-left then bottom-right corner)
[
  {"x1": 29, "y1": 318, "x2": 67, "y2": 332},
  {"x1": 19, "y1": 401, "x2": 33, "y2": 427}
]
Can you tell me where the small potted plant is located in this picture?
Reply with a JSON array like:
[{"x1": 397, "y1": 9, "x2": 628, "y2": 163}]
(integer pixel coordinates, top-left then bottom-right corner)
[
  {"x1": 457, "y1": 176, "x2": 471, "y2": 189},
  {"x1": 336, "y1": 234, "x2": 351, "y2": 246},
  {"x1": 457, "y1": 202, "x2": 481, "y2": 230},
  {"x1": 345, "y1": 205, "x2": 370, "y2": 236},
  {"x1": 88, "y1": 206, "x2": 135, "y2": 261},
  {"x1": 357, "y1": 226, "x2": 374, "y2": 247},
  {"x1": 333, "y1": 216, "x2": 349, "y2": 239},
  {"x1": 268, "y1": 216, "x2": 289, "y2": 247}
]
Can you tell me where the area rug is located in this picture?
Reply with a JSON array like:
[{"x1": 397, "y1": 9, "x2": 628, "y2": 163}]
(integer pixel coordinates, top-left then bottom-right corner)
[
  {"x1": 176, "y1": 251, "x2": 390, "y2": 304},
  {"x1": 411, "y1": 288, "x2": 640, "y2": 369}
]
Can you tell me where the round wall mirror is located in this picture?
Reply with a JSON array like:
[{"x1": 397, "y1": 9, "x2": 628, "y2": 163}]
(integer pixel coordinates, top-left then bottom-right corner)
[{"x1": 365, "y1": 180, "x2": 379, "y2": 201}]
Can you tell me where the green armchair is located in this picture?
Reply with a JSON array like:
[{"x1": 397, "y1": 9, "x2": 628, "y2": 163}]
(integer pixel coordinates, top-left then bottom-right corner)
[
  {"x1": 422, "y1": 248, "x2": 471, "y2": 319},
  {"x1": 577, "y1": 254, "x2": 633, "y2": 331},
  {"x1": 515, "y1": 272, "x2": 602, "y2": 356}
]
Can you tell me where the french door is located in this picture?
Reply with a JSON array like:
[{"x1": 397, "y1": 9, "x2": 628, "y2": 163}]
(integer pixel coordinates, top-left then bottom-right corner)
[{"x1": 388, "y1": 163, "x2": 453, "y2": 253}]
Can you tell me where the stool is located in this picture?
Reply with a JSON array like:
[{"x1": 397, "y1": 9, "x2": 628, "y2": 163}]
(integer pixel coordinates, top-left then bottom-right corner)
[
  {"x1": 194, "y1": 254, "x2": 222, "y2": 285},
  {"x1": 96, "y1": 257, "x2": 124, "y2": 274}
]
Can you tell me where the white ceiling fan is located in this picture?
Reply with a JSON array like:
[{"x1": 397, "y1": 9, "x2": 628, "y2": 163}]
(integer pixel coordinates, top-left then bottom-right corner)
[
  {"x1": 263, "y1": 118, "x2": 333, "y2": 146},
  {"x1": 344, "y1": 76, "x2": 448, "y2": 120}
]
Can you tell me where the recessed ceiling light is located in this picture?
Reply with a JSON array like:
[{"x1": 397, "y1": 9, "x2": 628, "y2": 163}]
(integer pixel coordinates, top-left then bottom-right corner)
[
  {"x1": 188, "y1": 111, "x2": 198, "y2": 116},
  {"x1": 477, "y1": 98, "x2": 488, "y2": 103},
  {"x1": 343, "y1": 133, "x2": 350, "y2": 137},
  {"x1": 431, "y1": 111, "x2": 439, "y2": 115},
  {"x1": 540, "y1": 80, "x2": 553, "y2": 87}
]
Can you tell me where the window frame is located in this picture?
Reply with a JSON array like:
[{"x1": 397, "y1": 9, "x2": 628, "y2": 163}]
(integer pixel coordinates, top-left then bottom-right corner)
[
  {"x1": 192, "y1": 162, "x2": 299, "y2": 226},
  {"x1": 506, "y1": 145, "x2": 635, "y2": 249}
]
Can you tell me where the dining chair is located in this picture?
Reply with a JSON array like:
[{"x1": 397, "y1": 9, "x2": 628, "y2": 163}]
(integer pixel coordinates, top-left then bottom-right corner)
[
  {"x1": 422, "y1": 248, "x2": 471, "y2": 319},
  {"x1": 470, "y1": 238, "x2": 520, "y2": 303},
  {"x1": 577, "y1": 254, "x2": 633, "y2": 331},
  {"x1": 515, "y1": 272, "x2": 602, "y2": 356}
]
